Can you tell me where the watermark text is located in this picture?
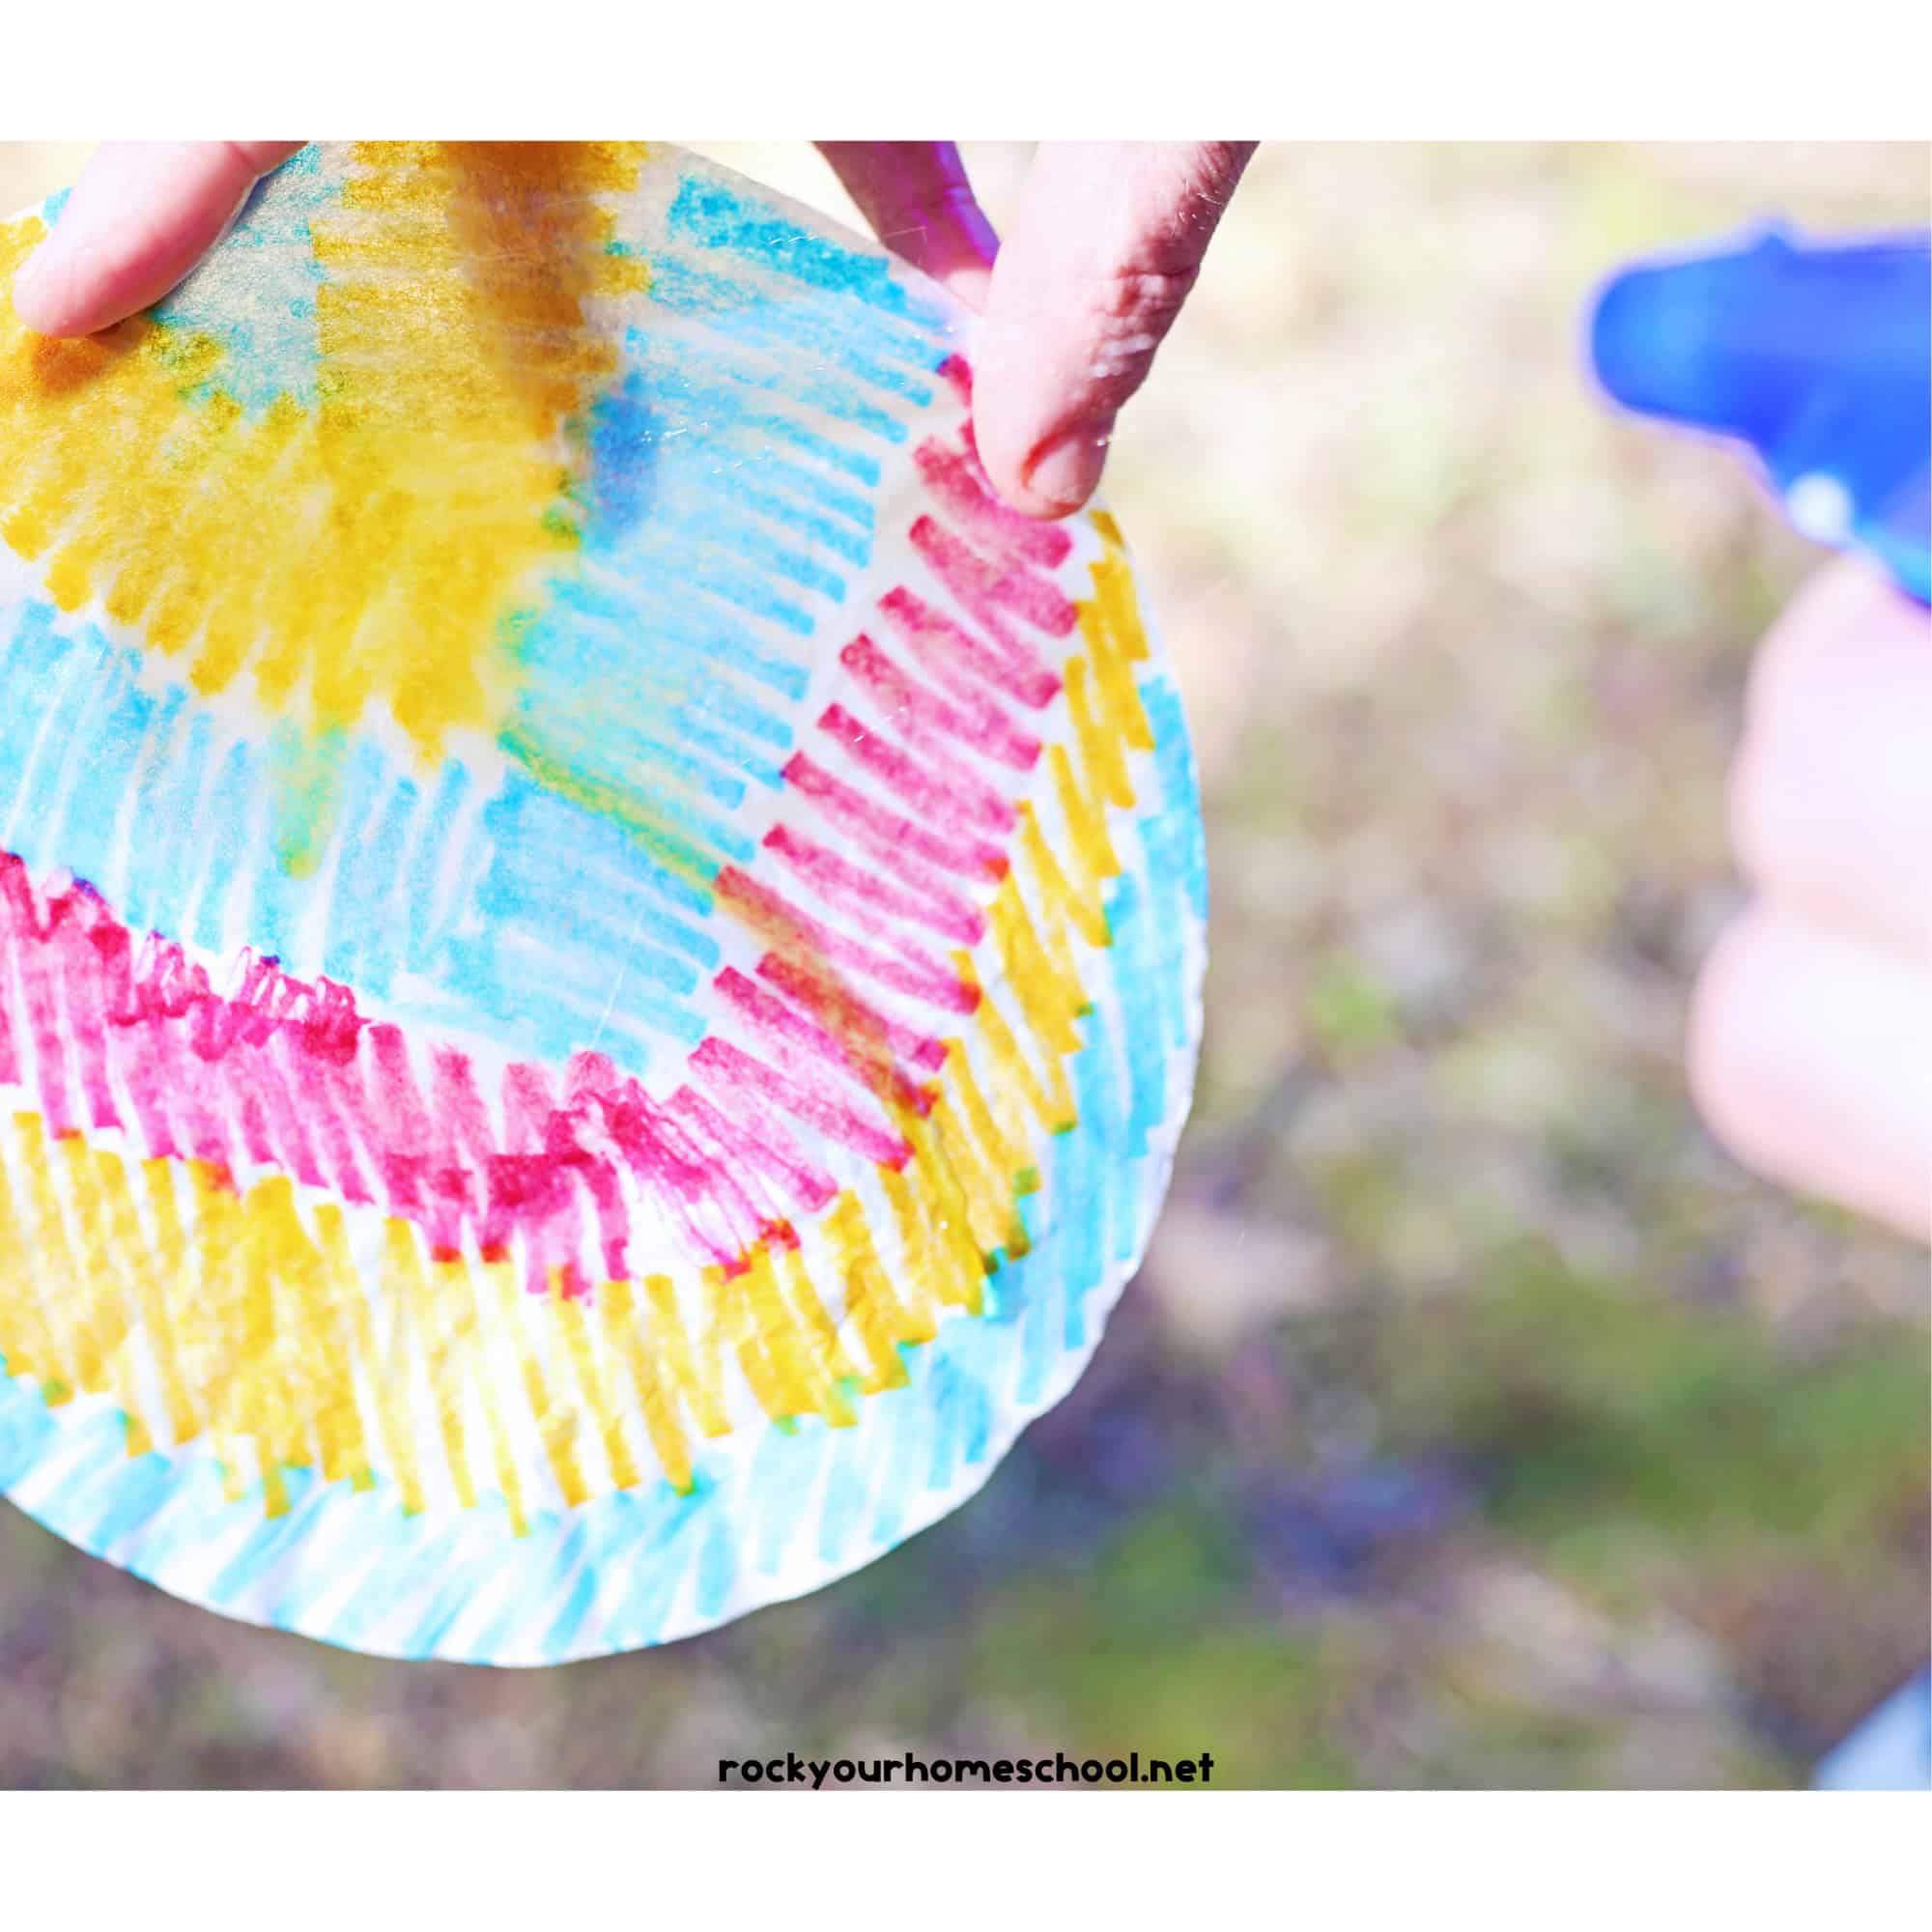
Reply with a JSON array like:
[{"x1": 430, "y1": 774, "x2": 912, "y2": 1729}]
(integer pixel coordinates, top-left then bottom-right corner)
[{"x1": 720, "y1": 1749, "x2": 1214, "y2": 1788}]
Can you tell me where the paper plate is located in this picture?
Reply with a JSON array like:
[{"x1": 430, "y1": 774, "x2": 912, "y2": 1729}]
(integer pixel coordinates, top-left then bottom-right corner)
[{"x1": 0, "y1": 142, "x2": 1205, "y2": 1664}]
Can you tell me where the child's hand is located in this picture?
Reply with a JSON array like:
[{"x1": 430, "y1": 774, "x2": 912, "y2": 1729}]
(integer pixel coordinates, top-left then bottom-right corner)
[
  {"x1": 8, "y1": 139, "x2": 1255, "y2": 522},
  {"x1": 1690, "y1": 559, "x2": 1932, "y2": 1239}
]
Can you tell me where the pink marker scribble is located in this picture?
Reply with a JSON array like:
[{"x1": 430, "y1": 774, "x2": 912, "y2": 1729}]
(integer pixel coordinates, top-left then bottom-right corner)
[
  {"x1": 755, "y1": 950, "x2": 949, "y2": 1077},
  {"x1": 909, "y1": 514, "x2": 1078, "y2": 644},
  {"x1": 690, "y1": 1035, "x2": 911, "y2": 1171},
  {"x1": 761, "y1": 823, "x2": 985, "y2": 950},
  {"x1": 838, "y1": 634, "x2": 1040, "y2": 774},
  {"x1": 716, "y1": 963, "x2": 931, "y2": 1121},
  {"x1": 877, "y1": 586, "x2": 1061, "y2": 712},
  {"x1": 816, "y1": 701, "x2": 1018, "y2": 838},
  {"x1": 0, "y1": 854, "x2": 929, "y2": 1287},
  {"x1": 715, "y1": 865, "x2": 980, "y2": 1016},
  {"x1": 781, "y1": 753, "x2": 1009, "y2": 886},
  {"x1": 913, "y1": 437, "x2": 1073, "y2": 573}
]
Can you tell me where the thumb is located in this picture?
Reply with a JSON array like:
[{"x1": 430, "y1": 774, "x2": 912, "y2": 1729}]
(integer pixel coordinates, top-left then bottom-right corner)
[
  {"x1": 972, "y1": 140, "x2": 1255, "y2": 518},
  {"x1": 12, "y1": 140, "x2": 305, "y2": 337},
  {"x1": 814, "y1": 142, "x2": 999, "y2": 311}
]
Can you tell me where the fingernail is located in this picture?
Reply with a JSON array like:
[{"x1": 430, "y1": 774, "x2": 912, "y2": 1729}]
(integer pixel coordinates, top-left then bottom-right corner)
[{"x1": 1023, "y1": 417, "x2": 1113, "y2": 514}]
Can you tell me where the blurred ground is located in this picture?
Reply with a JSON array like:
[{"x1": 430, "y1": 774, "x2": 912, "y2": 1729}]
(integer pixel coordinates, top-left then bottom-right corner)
[{"x1": 0, "y1": 141, "x2": 1926, "y2": 1789}]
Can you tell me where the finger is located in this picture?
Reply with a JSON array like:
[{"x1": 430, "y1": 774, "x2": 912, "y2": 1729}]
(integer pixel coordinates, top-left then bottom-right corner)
[
  {"x1": 1690, "y1": 899, "x2": 1932, "y2": 1240},
  {"x1": 815, "y1": 142, "x2": 999, "y2": 310},
  {"x1": 1730, "y1": 557, "x2": 1932, "y2": 967},
  {"x1": 971, "y1": 140, "x2": 1256, "y2": 518},
  {"x1": 11, "y1": 141, "x2": 305, "y2": 337}
]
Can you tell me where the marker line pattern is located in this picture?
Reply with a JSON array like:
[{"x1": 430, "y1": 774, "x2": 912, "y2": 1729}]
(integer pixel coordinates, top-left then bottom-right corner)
[{"x1": 0, "y1": 144, "x2": 1204, "y2": 1663}]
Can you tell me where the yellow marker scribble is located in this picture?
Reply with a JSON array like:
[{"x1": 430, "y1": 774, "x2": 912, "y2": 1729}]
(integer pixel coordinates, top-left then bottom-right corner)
[
  {"x1": 824, "y1": 1191, "x2": 924, "y2": 1388},
  {"x1": 0, "y1": 1119, "x2": 953, "y2": 1525},
  {"x1": 0, "y1": 142, "x2": 647, "y2": 760}
]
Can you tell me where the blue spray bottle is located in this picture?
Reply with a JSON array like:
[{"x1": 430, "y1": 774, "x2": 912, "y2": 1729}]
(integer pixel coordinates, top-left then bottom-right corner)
[{"x1": 1589, "y1": 222, "x2": 1930, "y2": 605}]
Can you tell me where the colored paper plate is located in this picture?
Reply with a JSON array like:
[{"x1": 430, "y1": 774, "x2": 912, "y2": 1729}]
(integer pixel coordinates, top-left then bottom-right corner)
[{"x1": 0, "y1": 142, "x2": 1205, "y2": 1663}]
